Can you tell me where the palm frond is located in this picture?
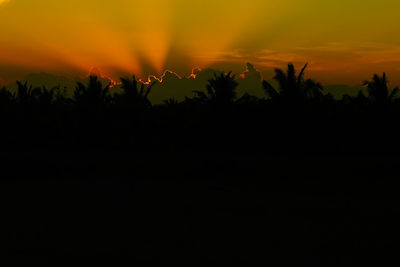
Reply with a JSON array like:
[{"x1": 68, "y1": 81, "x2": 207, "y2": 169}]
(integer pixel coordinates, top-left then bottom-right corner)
[
  {"x1": 262, "y1": 80, "x2": 280, "y2": 100},
  {"x1": 297, "y1": 63, "x2": 308, "y2": 84},
  {"x1": 390, "y1": 87, "x2": 399, "y2": 100}
]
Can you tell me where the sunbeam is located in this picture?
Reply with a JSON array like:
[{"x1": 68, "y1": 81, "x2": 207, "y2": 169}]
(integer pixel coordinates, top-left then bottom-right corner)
[{"x1": 1, "y1": 0, "x2": 400, "y2": 84}]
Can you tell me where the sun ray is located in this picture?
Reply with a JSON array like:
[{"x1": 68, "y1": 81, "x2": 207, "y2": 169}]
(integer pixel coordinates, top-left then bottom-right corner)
[{"x1": 1, "y1": 1, "x2": 400, "y2": 84}]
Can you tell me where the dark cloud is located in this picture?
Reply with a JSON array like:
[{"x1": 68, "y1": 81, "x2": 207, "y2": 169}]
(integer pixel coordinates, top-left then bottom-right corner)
[
  {"x1": 3, "y1": 63, "x2": 266, "y2": 103},
  {"x1": 237, "y1": 63, "x2": 263, "y2": 97},
  {"x1": 2, "y1": 62, "x2": 368, "y2": 103},
  {"x1": 147, "y1": 63, "x2": 265, "y2": 103}
]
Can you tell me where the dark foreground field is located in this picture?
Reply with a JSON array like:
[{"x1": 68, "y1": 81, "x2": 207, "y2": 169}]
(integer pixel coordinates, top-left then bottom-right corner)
[{"x1": 1, "y1": 150, "x2": 398, "y2": 266}]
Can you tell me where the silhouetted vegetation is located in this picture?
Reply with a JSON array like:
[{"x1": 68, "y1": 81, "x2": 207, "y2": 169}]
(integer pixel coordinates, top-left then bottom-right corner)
[
  {"x1": 74, "y1": 75, "x2": 112, "y2": 110},
  {"x1": 262, "y1": 63, "x2": 329, "y2": 103},
  {"x1": 114, "y1": 75, "x2": 154, "y2": 110},
  {"x1": 193, "y1": 72, "x2": 238, "y2": 105},
  {"x1": 1, "y1": 63, "x2": 398, "y2": 267},
  {"x1": 0, "y1": 64, "x2": 399, "y2": 154},
  {"x1": 364, "y1": 72, "x2": 399, "y2": 105}
]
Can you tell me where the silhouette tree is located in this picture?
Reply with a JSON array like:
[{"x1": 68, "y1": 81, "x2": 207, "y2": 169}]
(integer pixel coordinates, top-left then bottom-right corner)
[
  {"x1": 262, "y1": 63, "x2": 324, "y2": 102},
  {"x1": 163, "y1": 98, "x2": 179, "y2": 107},
  {"x1": 15, "y1": 81, "x2": 41, "y2": 106},
  {"x1": 0, "y1": 86, "x2": 15, "y2": 108},
  {"x1": 74, "y1": 75, "x2": 111, "y2": 109},
  {"x1": 342, "y1": 90, "x2": 368, "y2": 105},
  {"x1": 54, "y1": 86, "x2": 70, "y2": 105},
  {"x1": 236, "y1": 93, "x2": 259, "y2": 105},
  {"x1": 363, "y1": 73, "x2": 399, "y2": 104},
  {"x1": 114, "y1": 75, "x2": 154, "y2": 109},
  {"x1": 36, "y1": 86, "x2": 56, "y2": 106},
  {"x1": 193, "y1": 72, "x2": 238, "y2": 105}
]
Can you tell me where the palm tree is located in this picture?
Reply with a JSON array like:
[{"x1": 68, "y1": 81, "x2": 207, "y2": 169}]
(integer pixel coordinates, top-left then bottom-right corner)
[
  {"x1": 54, "y1": 86, "x2": 70, "y2": 105},
  {"x1": 74, "y1": 75, "x2": 111, "y2": 108},
  {"x1": 363, "y1": 73, "x2": 398, "y2": 104},
  {"x1": 342, "y1": 90, "x2": 368, "y2": 105},
  {"x1": 36, "y1": 86, "x2": 56, "y2": 106},
  {"x1": 14, "y1": 81, "x2": 61, "y2": 109},
  {"x1": 236, "y1": 93, "x2": 259, "y2": 105},
  {"x1": 163, "y1": 97, "x2": 179, "y2": 107},
  {"x1": 193, "y1": 72, "x2": 238, "y2": 105},
  {"x1": 16, "y1": 81, "x2": 40, "y2": 105},
  {"x1": 0, "y1": 87, "x2": 15, "y2": 107},
  {"x1": 114, "y1": 75, "x2": 154, "y2": 109},
  {"x1": 262, "y1": 63, "x2": 324, "y2": 102}
]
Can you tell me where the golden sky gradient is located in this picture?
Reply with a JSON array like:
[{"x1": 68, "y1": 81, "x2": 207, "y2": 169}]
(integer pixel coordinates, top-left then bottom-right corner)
[{"x1": 1, "y1": 0, "x2": 400, "y2": 84}]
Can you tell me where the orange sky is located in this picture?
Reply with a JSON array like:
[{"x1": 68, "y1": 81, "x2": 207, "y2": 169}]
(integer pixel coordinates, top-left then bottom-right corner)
[{"x1": 1, "y1": 0, "x2": 400, "y2": 85}]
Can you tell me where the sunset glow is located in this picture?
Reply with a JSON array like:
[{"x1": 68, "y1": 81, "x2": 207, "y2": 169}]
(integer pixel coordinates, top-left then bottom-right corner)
[{"x1": 1, "y1": 0, "x2": 400, "y2": 84}]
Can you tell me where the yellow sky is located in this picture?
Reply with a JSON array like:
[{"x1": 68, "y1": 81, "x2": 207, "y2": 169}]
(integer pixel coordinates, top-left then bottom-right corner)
[{"x1": 1, "y1": 0, "x2": 400, "y2": 84}]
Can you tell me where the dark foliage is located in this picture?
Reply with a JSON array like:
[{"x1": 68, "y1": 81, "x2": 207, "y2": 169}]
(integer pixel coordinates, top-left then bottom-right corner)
[
  {"x1": 74, "y1": 75, "x2": 112, "y2": 109},
  {"x1": 114, "y1": 75, "x2": 154, "y2": 110},
  {"x1": 363, "y1": 72, "x2": 399, "y2": 104},
  {"x1": 262, "y1": 63, "x2": 330, "y2": 103},
  {"x1": 0, "y1": 67, "x2": 398, "y2": 154},
  {"x1": 193, "y1": 71, "x2": 238, "y2": 105},
  {"x1": 0, "y1": 65, "x2": 399, "y2": 267}
]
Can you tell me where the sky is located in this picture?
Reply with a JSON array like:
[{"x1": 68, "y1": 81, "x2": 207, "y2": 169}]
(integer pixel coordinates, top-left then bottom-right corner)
[{"x1": 1, "y1": 0, "x2": 400, "y2": 85}]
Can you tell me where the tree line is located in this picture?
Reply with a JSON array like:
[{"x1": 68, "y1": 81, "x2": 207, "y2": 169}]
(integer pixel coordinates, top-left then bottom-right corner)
[
  {"x1": 0, "y1": 63, "x2": 398, "y2": 108},
  {"x1": 0, "y1": 63, "x2": 399, "y2": 155}
]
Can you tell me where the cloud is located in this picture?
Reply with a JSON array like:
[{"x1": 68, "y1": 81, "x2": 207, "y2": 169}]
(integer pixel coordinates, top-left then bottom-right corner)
[{"x1": 145, "y1": 63, "x2": 265, "y2": 103}]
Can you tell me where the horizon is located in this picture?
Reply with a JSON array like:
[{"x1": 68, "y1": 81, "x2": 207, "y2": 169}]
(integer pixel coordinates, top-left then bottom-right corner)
[
  {"x1": 1, "y1": 1, "x2": 400, "y2": 85},
  {"x1": 1, "y1": 63, "x2": 368, "y2": 104},
  {"x1": 0, "y1": 63, "x2": 388, "y2": 87}
]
